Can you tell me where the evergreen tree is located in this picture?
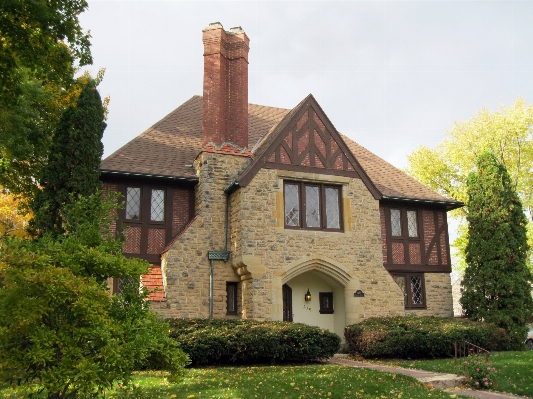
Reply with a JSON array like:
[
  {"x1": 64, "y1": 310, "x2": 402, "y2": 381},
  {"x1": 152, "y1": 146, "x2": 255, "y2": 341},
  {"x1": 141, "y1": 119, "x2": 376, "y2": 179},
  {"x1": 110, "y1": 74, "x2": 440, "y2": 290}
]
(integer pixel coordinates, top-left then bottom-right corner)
[
  {"x1": 461, "y1": 151, "x2": 533, "y2": 344},
  {"x1": 30, "y1": 80, "x2": 106, "y2": 236}
]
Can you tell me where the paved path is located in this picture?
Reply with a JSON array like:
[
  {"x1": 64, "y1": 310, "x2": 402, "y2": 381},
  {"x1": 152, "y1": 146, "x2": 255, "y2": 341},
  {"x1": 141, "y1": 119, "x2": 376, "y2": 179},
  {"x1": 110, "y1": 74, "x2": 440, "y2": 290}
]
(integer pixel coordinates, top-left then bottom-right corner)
[{"x1": 328, "y1": 357, "x2": 530, "y2": 399}]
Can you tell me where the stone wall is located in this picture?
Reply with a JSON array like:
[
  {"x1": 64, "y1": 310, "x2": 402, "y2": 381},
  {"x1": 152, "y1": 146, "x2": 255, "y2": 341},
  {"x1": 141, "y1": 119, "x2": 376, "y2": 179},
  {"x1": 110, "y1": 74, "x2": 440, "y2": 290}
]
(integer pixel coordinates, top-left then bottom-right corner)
[
  {"x1": 158, "y1": 153, "x2": 453, "y2": 323},
  {"x1": 229, "y1": 168, "x2": 406, "y2": 324},
  {"x1": 161, "y1": 151, "x2": 248, "y2": 318},
  {"x1": 414, "y1": 273, "x2": 453, "y2": 317}
]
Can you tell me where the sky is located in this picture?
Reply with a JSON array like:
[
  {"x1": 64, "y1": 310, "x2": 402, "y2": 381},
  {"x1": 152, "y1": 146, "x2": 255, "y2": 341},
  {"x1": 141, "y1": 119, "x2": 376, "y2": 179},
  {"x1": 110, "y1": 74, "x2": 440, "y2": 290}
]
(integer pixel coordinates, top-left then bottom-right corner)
[{"x1": 80, "y1": 0, "x2": 533, "y2": 170}]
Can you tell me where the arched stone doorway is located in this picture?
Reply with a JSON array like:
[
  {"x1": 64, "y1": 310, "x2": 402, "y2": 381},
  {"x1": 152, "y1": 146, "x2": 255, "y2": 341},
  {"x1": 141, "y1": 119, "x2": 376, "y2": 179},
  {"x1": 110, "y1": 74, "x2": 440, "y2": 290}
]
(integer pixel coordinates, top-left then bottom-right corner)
[{"x1": 273, "y1": 256, "x2": 360, "y2": 340}]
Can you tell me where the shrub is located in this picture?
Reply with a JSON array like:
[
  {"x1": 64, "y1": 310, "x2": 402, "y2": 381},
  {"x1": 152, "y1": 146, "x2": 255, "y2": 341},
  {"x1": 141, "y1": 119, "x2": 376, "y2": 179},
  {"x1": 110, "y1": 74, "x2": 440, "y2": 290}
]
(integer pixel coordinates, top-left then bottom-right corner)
[
  {"x1": 344, "y1": 316, "x2": 514, "y2": 359},
  {"x1": 167, "y1": 318, "x2": 341, "y2": 366},
  {"x1": 462, "y1": 354, "x2": 497, "y2": 389}
]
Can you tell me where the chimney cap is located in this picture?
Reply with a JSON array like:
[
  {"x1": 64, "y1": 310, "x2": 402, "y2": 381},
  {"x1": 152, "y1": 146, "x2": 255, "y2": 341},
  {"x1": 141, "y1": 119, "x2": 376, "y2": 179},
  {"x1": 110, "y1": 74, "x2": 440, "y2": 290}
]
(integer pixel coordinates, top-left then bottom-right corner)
[
  {"x1": 229, "y1": 26, "x2": 244, "y2": 34},
  {"x1": 207, "y1": 22, "x2": 223, "y2": 29}
]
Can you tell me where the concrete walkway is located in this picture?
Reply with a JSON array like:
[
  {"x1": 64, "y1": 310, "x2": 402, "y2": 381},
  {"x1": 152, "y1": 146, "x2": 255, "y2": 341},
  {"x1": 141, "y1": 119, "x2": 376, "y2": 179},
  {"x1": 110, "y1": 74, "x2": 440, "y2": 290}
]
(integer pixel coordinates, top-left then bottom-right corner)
[{"x1": 328, "y1": 356, "x2": 530, "y2": 399}]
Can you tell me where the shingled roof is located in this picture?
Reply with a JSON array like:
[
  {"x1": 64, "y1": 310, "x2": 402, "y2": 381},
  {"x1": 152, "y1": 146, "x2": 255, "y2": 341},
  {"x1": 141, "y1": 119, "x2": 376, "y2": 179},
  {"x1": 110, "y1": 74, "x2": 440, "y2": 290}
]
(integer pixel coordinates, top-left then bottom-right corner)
[{"x1": 101, "y1": 95, "x2": 461, "y2": 207}]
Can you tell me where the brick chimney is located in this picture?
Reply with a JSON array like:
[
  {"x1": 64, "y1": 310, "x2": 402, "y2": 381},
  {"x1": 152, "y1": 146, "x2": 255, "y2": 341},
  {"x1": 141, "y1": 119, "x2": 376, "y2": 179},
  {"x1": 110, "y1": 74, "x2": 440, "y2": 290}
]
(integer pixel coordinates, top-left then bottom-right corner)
[{"x1": 202, "y1": 22, "x2": 250, "y2": 153}]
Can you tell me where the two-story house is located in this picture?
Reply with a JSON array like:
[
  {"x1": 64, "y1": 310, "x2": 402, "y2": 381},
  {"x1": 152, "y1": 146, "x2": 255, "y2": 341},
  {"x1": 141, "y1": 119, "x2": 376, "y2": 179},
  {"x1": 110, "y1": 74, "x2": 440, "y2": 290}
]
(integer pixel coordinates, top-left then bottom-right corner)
[{"x1": 100, "y1": 23, "x2": 462, "y2": 338}]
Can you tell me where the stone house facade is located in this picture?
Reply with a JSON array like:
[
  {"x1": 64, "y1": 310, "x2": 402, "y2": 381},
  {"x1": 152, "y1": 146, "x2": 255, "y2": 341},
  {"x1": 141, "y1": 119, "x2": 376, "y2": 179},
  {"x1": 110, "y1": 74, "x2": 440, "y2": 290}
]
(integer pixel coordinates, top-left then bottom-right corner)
[{"x1": 100, "y1": 23, "x2": 462, "y2": 338}]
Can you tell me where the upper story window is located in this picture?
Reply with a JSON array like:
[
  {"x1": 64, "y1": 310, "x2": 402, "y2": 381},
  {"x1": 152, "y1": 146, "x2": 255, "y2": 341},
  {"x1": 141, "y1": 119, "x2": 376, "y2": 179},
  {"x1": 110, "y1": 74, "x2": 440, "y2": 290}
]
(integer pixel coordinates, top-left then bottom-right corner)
[
  {"x1": 125, "y1": 187, "x2": 165, "y2": 222},
  {"x1": 150, "y1": 189, "x2": 165, "y2": 221},
  {"x1": 390, "y1": 208, "x2": 418, "y2": 238},
  {"x1": 284, "y1": 181, "x2": 342, "y2": 231},
  {"x1": 126, "y1": 187, "x2": 141, "y2": 220}
]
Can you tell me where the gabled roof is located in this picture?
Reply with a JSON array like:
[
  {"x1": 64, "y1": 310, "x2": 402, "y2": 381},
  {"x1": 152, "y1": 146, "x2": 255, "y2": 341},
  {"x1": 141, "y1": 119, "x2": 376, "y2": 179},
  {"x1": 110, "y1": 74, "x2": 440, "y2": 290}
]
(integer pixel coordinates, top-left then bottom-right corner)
[
  {"x1": 101, "y1": 95, "x2": 462, "y2": 207},
  {"x1": 236, "y1": 94, "x2": 381, "y2": 199},
  {"x1": 100, "y1": 96, "x2": 288, "y2": 180}
]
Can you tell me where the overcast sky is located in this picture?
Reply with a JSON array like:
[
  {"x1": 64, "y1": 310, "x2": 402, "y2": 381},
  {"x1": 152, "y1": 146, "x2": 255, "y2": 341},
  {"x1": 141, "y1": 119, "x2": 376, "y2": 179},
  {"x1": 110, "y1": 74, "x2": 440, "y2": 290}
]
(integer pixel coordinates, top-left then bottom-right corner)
[{"x1": 80, "y1": 0, "x2": 533, "y2": 170}]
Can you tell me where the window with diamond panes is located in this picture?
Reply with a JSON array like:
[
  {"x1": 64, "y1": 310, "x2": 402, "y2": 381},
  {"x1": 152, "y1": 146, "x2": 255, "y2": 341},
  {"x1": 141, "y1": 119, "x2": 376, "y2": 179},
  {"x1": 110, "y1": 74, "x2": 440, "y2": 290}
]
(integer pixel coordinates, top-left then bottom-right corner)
[
  {"x1": 284, "y1": 183, "x2": 300, "y2": 227},
  {"x1": 390, "y1": 209, "x2": 401, "y2": 236},
  {"x1": 325, "y1": 187, "x2": 340, "y2": 229},
  {"x1": 410, "y1": 275, "x2": 423, "y2": 305},
  {"x1": 407, "y1": 210, "x2": 418, "y2": 237},
  {"x1": 305, "y1": 186, "x2": 320, "y2": 228},
  {"x1": 392, "y1": 273, "x2": 425, "y2": 309},
  {"x1": 150, "y1": 189, "x2": 165, "y2": 221},
  {"x1": 126, "y1": 187, "x2": 141, "y2": 220},
  {"x1": 283, "y1": 182, "x2": 342, "y2": 231}
]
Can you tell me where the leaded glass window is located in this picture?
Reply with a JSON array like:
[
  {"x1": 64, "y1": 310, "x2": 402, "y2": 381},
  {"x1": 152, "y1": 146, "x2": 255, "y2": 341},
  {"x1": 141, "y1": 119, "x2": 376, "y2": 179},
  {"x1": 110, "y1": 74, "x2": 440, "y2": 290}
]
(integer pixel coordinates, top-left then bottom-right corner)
[
  {"x1": 410, "y1": 275, "x2": 423, "y2": 305},
  {"x1": 150, "y1": 189, "x2": 165, "y2": 221},
  {"x1": 325, "y1": 187, "x2": 340, "y2": 229},
  {"x1": 393, "y1": 273, "x2": 425, "y2": 309},
  {"x1": 407, "y1": 210, "x2": 418, "y2": 237},
  {"x1": 284, "y1": 184, "x2": 300, "y2": 227},
  {"x1": 391, "y1": 209, "x2": 401, "y2": 236},
  {"x1": 126, "y1": 187, "x2": 141, "y2": 220},
  {"x1": 283, "y1": 182, "x2": 342, "y2": 231},
  {"x1": 305, "y1": 186, "x2": 320, "y2": 228}
]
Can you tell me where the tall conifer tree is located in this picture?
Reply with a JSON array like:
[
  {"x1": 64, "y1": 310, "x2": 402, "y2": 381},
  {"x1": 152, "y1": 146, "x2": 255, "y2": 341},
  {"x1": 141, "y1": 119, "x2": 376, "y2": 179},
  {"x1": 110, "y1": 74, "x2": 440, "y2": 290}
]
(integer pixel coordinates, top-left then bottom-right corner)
[
  {"x1": 30, "y1": 80, "x2": 106, "y2": 236},
  {"x1": 461, "y1": 151, "x2": 533, "y2": 343}
]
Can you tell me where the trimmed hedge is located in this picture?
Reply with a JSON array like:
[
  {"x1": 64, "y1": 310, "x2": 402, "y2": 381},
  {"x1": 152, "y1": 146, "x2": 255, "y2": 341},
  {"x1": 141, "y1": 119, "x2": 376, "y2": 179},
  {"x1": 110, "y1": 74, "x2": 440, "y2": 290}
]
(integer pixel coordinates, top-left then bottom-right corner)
[
  {"x1": 167, "y1": 318, "x2": 341, "y2": 366},
  {"x1": 345, "y1": 316, "x2": 516, "y2": 359}
]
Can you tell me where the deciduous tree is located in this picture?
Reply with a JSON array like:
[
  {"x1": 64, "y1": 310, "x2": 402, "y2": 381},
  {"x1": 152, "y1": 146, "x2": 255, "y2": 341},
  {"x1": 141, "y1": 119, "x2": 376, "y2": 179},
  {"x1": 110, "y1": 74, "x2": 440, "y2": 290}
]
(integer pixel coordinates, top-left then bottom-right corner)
[
  {"x1": 0, "y1": 192, "x2": 189, "y2": 398},
  {"x1": 406, "y1": 98, "x2": 533, "y2": 270},
  {"x1": 0, "y1": 187, "x2": 30, "y2": 238},
  {"x1": 460, "y1": 151, "x2": 533, "y2": 344},
  {"x1": 0, "y1": 0, "x2": 91, "y2": 105},
  {"x1": 0, "y1": 0, "x2": 95, "y2": 207}
]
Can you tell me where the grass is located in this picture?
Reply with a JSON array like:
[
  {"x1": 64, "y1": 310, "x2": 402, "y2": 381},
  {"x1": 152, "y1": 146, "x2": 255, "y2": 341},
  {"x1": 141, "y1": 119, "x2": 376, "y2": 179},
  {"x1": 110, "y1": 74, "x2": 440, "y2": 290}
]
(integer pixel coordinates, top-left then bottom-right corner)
[
  {"x1": 375, "y1": 351, "x2": 533, "y2": 398},
  {"x1": 0, "y1": 363, "x2": 470, "y2": 399}
]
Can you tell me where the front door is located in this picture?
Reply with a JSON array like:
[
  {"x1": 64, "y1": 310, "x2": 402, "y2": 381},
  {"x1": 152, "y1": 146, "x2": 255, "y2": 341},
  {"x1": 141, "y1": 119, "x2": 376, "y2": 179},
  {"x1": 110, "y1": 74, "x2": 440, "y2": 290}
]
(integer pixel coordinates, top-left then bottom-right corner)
[{"x1": 282, "y1": 284, "x2": 293, "y2": 322}]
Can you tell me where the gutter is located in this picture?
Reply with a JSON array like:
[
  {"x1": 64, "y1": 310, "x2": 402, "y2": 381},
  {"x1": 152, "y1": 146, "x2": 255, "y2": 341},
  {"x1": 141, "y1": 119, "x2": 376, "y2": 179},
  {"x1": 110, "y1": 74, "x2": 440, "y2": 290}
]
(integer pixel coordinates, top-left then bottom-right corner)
[
  {"x1": 99, "y1": 169, "x2": 198, "y2": 183},
  {"x1": 381, "y1": 195, "x2": 464, "y2": 211}
]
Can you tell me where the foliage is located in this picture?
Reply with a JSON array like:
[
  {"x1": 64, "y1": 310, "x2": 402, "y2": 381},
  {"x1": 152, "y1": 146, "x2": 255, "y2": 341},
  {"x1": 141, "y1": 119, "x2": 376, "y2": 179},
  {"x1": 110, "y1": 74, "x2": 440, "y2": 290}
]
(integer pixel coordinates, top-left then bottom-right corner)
[
  {"x1": 406, "y1": 98, "x2": 533, "y2": 271},
  {"x1": 1, "y1": 364, "x2": 471, "y2": 399},
  {"x1": 344, "y1": 316, "x2": 515, "y2": 359},
  {"x1": 384, "y1": 351, "x2": 533, "y2": 398},
  {"x1": 0, "y1": 0, "x2": 91, "y2": 105},
  {"x1": 30, "y1": 80, "x2": 106, "y2": 237},
  {"x1": 0, "y1": 70, "x2": 108, "y2": 208},
  {"x1": 0, "y1": 187, "x2": 30, "y2": 238},
  {"x1": 0, "y1": 192, "x2": 189, "y2": 398},
  {"x1": 167, "y1": 318, "x2": 341, "y2": 366},
  {"x1": 461, "y1": 151, "x2": 533, "y2": 342},
  {"x1": 462, "y1": 354, "x2": 497, "y2": 390}
]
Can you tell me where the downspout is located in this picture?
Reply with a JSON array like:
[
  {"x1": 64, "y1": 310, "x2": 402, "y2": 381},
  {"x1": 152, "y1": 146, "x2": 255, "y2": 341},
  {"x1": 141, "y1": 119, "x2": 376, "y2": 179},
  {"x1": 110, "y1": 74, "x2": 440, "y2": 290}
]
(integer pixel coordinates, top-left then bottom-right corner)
[
  {"x1": 209, "y1": 258, "x2": 214, "y2": 319},
  {"x1": 224, "y1": 191, "x2": 229, "y2": 251},
  {"x1": 208, "y1": 191, "x2": 232, "y2": 319}
]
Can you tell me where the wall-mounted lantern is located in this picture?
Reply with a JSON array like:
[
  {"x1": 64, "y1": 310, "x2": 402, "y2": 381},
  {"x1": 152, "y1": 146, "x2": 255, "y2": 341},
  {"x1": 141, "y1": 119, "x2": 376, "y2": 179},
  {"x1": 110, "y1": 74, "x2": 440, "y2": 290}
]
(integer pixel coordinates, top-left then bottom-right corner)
[{"x1": 304, "y1": 288, "x2": 312, "y2": 302}]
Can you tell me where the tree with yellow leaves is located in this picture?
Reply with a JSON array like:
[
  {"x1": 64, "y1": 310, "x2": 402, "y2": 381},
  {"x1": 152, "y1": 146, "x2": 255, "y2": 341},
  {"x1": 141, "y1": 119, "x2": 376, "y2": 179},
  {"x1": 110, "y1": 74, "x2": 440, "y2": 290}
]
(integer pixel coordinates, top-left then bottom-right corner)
[
  {"x1": 0, "y1": 187, "x2": 30, "y2": 239},
  {"x1": 406, "y1": 98, "x2": 533, "y2": 271}
]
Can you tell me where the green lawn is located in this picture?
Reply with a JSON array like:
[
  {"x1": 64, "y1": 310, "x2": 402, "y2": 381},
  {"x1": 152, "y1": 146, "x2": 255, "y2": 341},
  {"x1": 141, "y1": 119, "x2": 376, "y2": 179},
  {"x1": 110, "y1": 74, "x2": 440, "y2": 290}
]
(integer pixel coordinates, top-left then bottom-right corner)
[
  {"x1": 0, "y1": 363, "x2": 470, "y2": 399},
  {"x1": 376, "y1": 351, "x2": 533, "y2": 398}
]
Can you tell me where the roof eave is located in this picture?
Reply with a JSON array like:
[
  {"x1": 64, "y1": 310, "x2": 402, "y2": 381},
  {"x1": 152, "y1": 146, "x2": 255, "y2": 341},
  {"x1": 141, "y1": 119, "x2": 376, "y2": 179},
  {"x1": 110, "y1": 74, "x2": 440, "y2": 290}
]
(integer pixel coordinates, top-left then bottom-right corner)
[
  {"x1": 100, "y1": 169, "x2": 198, "y2": 183},
  {"x1": 380, "y1": 195, "x2": 464, "y2": 211}
]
